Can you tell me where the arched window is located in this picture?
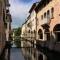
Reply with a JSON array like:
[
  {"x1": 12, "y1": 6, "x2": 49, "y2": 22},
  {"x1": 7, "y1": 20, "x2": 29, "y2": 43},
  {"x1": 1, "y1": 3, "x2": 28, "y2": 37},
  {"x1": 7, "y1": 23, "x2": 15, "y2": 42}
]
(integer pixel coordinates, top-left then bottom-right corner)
[
  {"x1": 47, "y1": 10, "x2": 50, "y2": 20},
  {"x1": 38, "y1": 29, "x2": 43, "y2": 39},
  {"x1": 28, "y1": 30, "x2": 30, "y2": 33},
  {"x1": 51, "y1": 7, "x2": 54, "y2": 18},
  {"x1": 44, "y1": 12, "x2": 46, "y2": 18}
]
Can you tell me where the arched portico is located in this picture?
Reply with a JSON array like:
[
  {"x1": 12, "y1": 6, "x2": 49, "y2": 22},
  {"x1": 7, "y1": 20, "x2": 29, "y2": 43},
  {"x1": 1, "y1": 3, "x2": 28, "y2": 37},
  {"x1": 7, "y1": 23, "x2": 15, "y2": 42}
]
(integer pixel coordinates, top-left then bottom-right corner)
[
  {"x1": 45, "y1": 29, "x2": 50, "y2": 41},
  {"x1": 53, "y1": 24, "x2": 60, "y2": 42}
]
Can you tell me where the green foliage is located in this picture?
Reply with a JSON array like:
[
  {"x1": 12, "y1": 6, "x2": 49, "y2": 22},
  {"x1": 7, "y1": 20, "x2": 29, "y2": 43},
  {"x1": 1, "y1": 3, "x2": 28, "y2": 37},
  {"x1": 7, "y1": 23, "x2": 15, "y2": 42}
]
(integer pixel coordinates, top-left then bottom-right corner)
[
  {"x1": 13, "y1": 27, "x2": 21, "y2": 48},
  {"x1": 14, "y1": 37, "x2": 21, "y2": 48},
  {"x1": 14, "y1": 27, "x2": 21, "y2": 36}
]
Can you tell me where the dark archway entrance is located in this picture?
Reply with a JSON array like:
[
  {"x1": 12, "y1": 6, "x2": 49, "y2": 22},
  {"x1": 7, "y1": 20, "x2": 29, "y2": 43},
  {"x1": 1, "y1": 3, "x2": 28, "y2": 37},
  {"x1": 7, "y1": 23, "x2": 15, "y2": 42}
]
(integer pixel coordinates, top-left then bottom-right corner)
[
  {"x1": 53, "y1": 24, "x2": 60, "y2": 42},
  {"x1": 38, "y1": 54, "x2": 43, "y2": 60},
  {"x1": 38, "y1": 29, "x2": 43, "y2": 39}
]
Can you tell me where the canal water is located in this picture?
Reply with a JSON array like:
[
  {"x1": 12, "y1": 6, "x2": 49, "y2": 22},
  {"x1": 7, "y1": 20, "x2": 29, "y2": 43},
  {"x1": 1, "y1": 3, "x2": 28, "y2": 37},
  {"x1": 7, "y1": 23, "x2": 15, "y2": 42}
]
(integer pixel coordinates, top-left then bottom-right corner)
[
  {"x1": 1, "y1": 43, "x2": 60, "y2": 60},
  {"x1": 10, "y1": 47, "x2": 25, "y2": 60},
  {"x1": 9, "y1": 43, "x2": 25, "y2": 60},
  {"x1": 0, "y1": 43, "x2": 25, "y2": 60}
]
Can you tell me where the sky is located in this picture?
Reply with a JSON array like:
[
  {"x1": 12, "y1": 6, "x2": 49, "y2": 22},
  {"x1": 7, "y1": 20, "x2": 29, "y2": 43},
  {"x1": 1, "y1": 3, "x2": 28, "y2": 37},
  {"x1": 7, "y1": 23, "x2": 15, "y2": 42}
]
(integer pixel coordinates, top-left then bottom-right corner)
[{"x1": 9, "y1": 0, "x2": 38, "y2": 28}]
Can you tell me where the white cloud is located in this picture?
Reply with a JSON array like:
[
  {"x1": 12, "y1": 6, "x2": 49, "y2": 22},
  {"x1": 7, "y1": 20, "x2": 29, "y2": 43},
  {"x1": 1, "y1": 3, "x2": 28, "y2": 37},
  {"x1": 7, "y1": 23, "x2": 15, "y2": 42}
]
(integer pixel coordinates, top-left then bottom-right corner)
[
  {"x1": 9, "y1": 0, "x2": 39, "y2": 28},
  {"x1": 9, "y1": 0, "x2": 33, "y2": 28}
]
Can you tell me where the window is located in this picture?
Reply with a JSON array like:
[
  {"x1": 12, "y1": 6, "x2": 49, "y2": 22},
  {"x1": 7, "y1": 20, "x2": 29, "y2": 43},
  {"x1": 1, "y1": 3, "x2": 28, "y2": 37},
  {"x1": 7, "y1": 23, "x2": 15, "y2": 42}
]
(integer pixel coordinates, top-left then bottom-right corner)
[
  {"x1": 47, "y1": 10, "x2": 49, "y2": 15},
  {"x1": 47, "y1": 10, "x2": 50, "y2": 20},
  {"x1": 44, "y1": 12, "x2": 46, "y2": 18},
  {"x1": 3, "y1": 9, "x2": 5, "y2": 22},
  {"x1": 40, "y1": 34, "x2": 43, "y2": 39},
  {"x1": 4, "y1": 23, "x2": 7, "y2": 28},
  {"x1": 51, "y1": 7, "x2": 54, "y2": 18},
  {"x1": 41, "y1": 15, "x2": 43, "y2": 20}
]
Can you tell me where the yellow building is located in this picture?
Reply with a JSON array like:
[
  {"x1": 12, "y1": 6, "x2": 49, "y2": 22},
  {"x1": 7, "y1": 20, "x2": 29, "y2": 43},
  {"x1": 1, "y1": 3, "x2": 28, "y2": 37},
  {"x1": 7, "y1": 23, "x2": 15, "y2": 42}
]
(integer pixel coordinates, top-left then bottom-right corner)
[
  {"x1": 35, "y1": 0, "x2": 60, "y2": 51},
  {"x1": 21, "y1": 3, "x2": 39, "y2": 60},
  {"x1": 35, "y1": 0, "x2": 60, "y2": 60},
  {"x1": 21, "y1": 0, "x2": 60, "y2": 60}
]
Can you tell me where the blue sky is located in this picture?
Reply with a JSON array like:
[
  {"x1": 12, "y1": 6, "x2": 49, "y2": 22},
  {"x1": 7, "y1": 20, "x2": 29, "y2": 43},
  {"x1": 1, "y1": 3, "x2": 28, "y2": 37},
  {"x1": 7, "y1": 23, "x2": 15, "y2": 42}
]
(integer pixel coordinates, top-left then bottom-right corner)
[{"x1": 9, "y1": 0, "x2": 38, "y2": 28}]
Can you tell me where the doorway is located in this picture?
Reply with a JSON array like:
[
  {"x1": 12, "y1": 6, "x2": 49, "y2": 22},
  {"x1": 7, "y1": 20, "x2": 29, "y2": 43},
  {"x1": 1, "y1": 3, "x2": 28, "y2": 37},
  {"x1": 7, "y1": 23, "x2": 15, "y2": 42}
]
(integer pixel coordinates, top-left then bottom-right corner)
[
  {"x1": 56, "y1": 32, "x2": 60, "y2": 42},
  {"x1": 38, "y1": 54, "x2": 43, "y2": 60},
  {"x1": 53, "y1": 24, "x2": 60, "y2": 42}
]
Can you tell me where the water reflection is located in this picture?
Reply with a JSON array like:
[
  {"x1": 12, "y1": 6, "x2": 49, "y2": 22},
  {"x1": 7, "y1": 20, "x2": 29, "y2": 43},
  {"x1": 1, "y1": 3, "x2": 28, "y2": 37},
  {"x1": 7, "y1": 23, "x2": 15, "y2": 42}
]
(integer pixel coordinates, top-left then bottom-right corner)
[
  {"x1": 21, "y1": 47, "x2": 60, "y2": 60},
  {"x1": 10, "y1": 48, "x2": 25, "y2": 60},
  {"x1": 0, "y1": 48, "x2": 11, "y2": 60},
  {"x1": 0, "y1": 43, "x2": 60, "y2": 60}
]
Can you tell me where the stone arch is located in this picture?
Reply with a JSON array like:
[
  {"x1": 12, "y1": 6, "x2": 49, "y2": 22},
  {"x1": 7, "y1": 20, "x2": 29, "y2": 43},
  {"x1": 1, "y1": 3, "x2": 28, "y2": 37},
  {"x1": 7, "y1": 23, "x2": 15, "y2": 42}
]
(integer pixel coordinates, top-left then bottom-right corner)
[
  {"x1": 53, "y1": 24, "x2": 60, "y2": 41},
  {"x1": 53, "y1": 24, "x2": 60, "y2": 32},
  {"x1": 38, "y1": 29, "x2": 43, "y2": 39}
]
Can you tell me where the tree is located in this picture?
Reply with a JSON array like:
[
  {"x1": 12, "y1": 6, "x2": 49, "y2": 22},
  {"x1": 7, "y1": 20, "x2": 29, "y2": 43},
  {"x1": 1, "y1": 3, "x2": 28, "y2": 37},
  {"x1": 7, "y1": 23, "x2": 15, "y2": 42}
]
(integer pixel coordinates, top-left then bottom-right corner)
[
  {"x1": 15, "y1": 27, "x2": 21, "y2": 36},
  {"x1": 14, "y1": 27, "x2": 21, "y2": 48}
]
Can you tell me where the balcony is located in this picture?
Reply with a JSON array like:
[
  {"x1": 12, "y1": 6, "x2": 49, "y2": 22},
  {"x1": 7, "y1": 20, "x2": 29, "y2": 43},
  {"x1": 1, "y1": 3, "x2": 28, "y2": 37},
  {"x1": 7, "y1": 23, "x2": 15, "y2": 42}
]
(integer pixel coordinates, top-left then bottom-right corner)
[
  {"x1": 42, "y1": 18, "x2": 50, "y2": 25},
  {"x1": 41, "y1": 18, "x2": 50, "y2": 29}
]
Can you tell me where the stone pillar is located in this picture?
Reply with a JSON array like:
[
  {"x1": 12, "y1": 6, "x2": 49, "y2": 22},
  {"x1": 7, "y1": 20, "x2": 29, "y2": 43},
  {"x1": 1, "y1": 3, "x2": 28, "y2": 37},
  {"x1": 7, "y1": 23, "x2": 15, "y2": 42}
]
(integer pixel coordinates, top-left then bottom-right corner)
[
  {"x1": 43, "y1": 54, "x2": 47, "y2": 60},
  {"x1": 6, "y1": 22, "x2": 9, "y2": 41},
  {"x1": 43, "y1": 29, "x2": 46, "y2": 41},
  {"x1": 34, "y1": 40, "x2": 36, "y2": 48},
  {"x1": 36, "y1": 51, "x2": 38, "y2": 60}
]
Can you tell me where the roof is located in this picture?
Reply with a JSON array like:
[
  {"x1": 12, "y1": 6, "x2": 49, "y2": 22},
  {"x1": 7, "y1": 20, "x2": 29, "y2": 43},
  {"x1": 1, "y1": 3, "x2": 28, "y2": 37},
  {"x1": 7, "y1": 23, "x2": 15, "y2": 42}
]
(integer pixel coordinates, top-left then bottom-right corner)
[
  {"x1": 29, "y1": 2, "x2": 39, "y2": 13},
  {"x1": 35, "y1": 0, "x2": 52, "y2": 13}
]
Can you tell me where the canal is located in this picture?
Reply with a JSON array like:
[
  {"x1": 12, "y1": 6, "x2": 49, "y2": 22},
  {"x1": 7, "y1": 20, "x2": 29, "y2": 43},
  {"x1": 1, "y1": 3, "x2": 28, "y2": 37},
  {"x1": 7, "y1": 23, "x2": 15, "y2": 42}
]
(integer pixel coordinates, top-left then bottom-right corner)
[
  {"x1": 10, "y1": 47, "x2": 25, "y2": 60},
  {"x1": 1, "y1": 43, "x2": 60, "y2": 60}
]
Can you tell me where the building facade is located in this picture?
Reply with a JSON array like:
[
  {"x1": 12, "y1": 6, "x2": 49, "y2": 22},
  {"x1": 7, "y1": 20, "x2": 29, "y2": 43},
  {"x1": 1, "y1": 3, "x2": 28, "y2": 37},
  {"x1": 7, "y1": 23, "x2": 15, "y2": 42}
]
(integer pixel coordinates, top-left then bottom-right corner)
[
  {"x1": 21, "y1": 0, "x2": 60, "y2": 60},
  {"x1": 0, "y1": 0, "x2": 12, "y2": 59},
  {"x1": 21, "y1": 3, "x2": 39, "y2": 60},
  {"x1": 5, "y1": 0, "x2": 12, "y2": 41},
  {"x1": 0, "y1": 0, "x2": 6, "y2": 54},
  {"x1": 35, "y1": 0, "x2": 60, "y2": 51},
  {"x1": 35, "y1": 0, "x2": 60, "y2": 60}
]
